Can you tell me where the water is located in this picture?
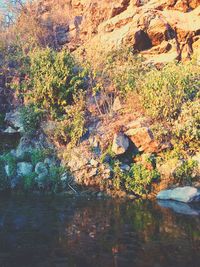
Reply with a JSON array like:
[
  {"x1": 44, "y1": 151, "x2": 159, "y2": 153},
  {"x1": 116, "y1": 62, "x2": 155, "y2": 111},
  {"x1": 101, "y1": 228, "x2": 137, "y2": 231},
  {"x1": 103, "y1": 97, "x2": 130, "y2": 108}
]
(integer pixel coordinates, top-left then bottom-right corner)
[{"x1": 0, "y1": 195, "x2": 199, "y2": 267}]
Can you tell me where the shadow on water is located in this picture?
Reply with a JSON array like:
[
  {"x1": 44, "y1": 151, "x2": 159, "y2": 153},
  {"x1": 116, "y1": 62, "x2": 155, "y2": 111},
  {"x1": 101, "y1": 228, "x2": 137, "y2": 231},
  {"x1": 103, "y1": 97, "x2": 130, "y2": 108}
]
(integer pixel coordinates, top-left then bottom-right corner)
[{"x1": 0, "y1": 195, "x2": 199, "y2": 267}]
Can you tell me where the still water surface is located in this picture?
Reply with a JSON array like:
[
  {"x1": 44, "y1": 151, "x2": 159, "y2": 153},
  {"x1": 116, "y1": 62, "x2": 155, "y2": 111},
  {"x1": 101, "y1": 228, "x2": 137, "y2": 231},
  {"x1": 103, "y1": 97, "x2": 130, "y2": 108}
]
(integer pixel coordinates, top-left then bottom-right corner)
[{"x1": 0, "y1": 195, "x2": 199, "y2": 267}]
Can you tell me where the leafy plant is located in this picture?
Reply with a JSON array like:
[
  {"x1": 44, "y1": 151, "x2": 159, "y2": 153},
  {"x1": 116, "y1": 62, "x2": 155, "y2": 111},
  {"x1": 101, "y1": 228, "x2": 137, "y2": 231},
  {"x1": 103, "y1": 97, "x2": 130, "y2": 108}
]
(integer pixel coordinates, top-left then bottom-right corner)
[
  {"x1": 22, "y1": 172, "x2": 36, "y2": 191},
  {"x1": 30, "y1": 149, "x2": 52, "y2": 166},
  {"x1": 22, "y1": 48, "x2": 87, "y2": 118},
  {"x1": 110, "y1": 160, "x2": 160, "y2": 196},
  {"x1": 2, "y1": 152, "x2": 17, "y2": 177},
  {"x1": 52, "y1": 93, "x2": 86, "y2": 146},
  {"x1": 173, "y1": 100, "x2": 200, "y2": 153},
  {"x1": 124, "y1": 164, "x2": 160, "y2": 196},
  {"x1": 49, "y1": 166, "x2": 66, "y2": 192},
  {"x1": 140, "y1": 61, "x2": 200, "y2": 122},
  {"x1": 0, "y1": 157, "x2": 9, "y2": 191},
  {"x1": 19, "y1": 104, "x2": 45, "y2": 135},
  {"x1": 174, "y1": 159, "x2": 198, "y2": 185},
  {"x1": 100, "y1": 144, "x2": 115, "y2": 163}
]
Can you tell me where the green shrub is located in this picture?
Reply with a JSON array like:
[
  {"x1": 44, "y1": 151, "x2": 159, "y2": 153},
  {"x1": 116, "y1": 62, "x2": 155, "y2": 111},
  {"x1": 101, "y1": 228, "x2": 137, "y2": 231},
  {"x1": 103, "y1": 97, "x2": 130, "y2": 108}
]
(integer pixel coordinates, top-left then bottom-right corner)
[
  {"x1": 174, "y1": 159, "x2": 198, "y2": 185},
  {"x1": 173, "y1": 100, "x2": 200, "y2": 153},
  {"x1": 23, "y1": 48, "x2": 87, "y2": 118},
  {"x1": 22, "y1": 172, "x2": 37, "y2": 191},
  {"x1": 105, "y1": 48, "x2": 147, "y2": 95},
  {"x1": 30, "y1": 149, "x2": 52, "y2": 166},
  {"x1": 2, "y1": 152, "x2": 17, "y2": 177},
  {"x1": 0, "y1": 113, "x2": 5, "y2": 127},
  {"x1": 111, "y1": 160, "x2": 160, "y2": 196},
  {"x1": 0, "y1": 157, "x2": 9, "y2": 191},
  {"x1": 100, "y1": 144, "x2": 115, "y2": 163},
  {"x1": 19, "y1": 104, "x2": 45, "y2": 135},
  {"x1": 49, "y1": 166, "x2": 66, "y2": 192},
  {"x1": 124, "y1": 164, "x2": 160, "y2": 196},
  {"x1": 52, "y1": 94, "x2": 86, "y2": 146},
  {"x1": 140, "y1": 62, "x2": 200, "y2": 121}
]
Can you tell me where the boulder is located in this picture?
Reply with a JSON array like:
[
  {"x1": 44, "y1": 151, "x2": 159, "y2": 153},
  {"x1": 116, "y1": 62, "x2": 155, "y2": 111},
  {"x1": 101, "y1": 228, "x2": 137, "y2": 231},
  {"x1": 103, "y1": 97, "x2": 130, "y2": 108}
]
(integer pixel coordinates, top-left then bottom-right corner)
[
  {"x1": 112, "y1": 132, "x2": 129, "y2": 155},
  {"x1": 157, "y1": 186, "x2": 200, "y2": 203},
  {"x1": 5, "y1": 110, "x2": 24, "y2": 133},
  {"x1": 17, "y1": 162, "x2": 33, "y2": 177},
  {"x1": 16, "y1": 137, "x2": 33, "y2": 159},
  {"x1": 147, "y1": 17, "x2": 174, "y2": 46},
  {"x1": 55, "y1": 25, "x2": 70, "y2": 45},
  {"x1": 125, "y1": 127, "x2": 158, "y2": 153},
  {"x1": 35, "y1": 162, "x2": 48, "y2": 176}
]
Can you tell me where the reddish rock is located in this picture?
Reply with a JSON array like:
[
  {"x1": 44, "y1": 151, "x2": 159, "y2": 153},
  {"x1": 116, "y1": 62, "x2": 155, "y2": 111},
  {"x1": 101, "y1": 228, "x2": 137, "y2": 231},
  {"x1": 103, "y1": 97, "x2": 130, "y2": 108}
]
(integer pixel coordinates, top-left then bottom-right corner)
[{"x1": 126, "y1": 127, "x2": 158, "y2": 153}]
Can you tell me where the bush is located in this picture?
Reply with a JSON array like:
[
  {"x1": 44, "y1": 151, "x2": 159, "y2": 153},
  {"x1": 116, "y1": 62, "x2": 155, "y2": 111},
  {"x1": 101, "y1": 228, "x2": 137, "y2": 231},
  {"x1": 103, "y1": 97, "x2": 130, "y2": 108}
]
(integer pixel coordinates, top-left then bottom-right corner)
[
  {"x1": 140, "y1": 61, "x2": 200, "y2": 122},
  {"x1": 124, "y1": 164, "x2": 160, "y2": 196},
  {"x1": 105, "y1": 48, "x2": 147, "y2": 95},
  {"x1": 0, "y1": 157, "x2": 9, "y2": 191},
  {"x1": 52, "y1": 94, "x2": 86, "y2": 146},
  {"x1": 19, "y1": 104, "x2": 45, "y2": 135},
  {"x1": 1, "y1": 152, "x2": 17, "y2": 177},
  {"x1": 22, "y1": 172, "x2": 37, "y2": 191},
  {"x1": 30, "y1": 149, "x2": 52, "y2": 166},
  {"x1": 49, "y1": 166, "x2": 66, "y2": 192},
  {"x1": 173, "y1": 100, "x2": 200, "y2": 154},
  {"x1": 111, "y1": 160, "x2": 160, "y2": 196},
  {"x1": 174, "y1": 159, "x2": 198, "y2": 185},
  {"x1": 22, "y1": 48, "x2": 87, "y2": 118}
]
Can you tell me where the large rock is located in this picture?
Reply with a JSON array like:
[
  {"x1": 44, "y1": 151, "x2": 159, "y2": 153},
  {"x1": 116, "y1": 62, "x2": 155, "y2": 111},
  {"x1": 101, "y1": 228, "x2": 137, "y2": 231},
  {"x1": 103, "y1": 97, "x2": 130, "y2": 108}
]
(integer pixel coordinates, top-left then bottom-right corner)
[
  {"x1": 5, "y1": 110, "x2": 24, "y2": 133},
  {"x1": 16, "y1": 137, "x2": 33, "y2": 159},
  {"x1": 157, "y1": 186, "x2": 200, "y2": 203},
  {"x1": 147, "y1": 17, "x2": 174, "y2": 46},
  {"x1": 55, "y1": 25, "x2": 70, "y2": 45},
  {"x1": 17, "y1": 162, "x2": 33, "y2": 177},
  {"x1": 125, "y1": 127, "x2": 158, "y2": 153},
  {"x1": 112, "y1": 132, "x2": 129, "y2": 155},
  {"x1": 35, "y1": 162, "x2": 48, "y2": 176}
]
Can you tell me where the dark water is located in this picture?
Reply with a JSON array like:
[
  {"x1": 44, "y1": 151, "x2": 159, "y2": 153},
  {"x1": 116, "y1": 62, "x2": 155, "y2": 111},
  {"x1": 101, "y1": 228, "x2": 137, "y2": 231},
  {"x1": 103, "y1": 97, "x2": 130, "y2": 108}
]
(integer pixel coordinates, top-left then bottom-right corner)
[{"x1": 0, "y1": 195, "x2": 199, "y2": 267}]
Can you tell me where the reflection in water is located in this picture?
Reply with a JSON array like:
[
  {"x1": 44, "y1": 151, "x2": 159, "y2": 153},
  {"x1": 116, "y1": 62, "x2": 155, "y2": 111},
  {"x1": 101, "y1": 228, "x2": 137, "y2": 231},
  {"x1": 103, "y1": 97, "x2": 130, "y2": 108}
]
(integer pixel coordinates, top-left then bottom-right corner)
[{"x1": 0, "y1": 195, "x2": 199, "y2": 267}]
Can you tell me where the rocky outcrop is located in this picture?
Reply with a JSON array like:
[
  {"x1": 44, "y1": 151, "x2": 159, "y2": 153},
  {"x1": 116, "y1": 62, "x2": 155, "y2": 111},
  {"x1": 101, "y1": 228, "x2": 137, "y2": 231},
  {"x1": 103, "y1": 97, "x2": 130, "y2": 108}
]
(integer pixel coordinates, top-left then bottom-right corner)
[{"x1": 29, "y1": 0, "x2": 200, "y2": 63}]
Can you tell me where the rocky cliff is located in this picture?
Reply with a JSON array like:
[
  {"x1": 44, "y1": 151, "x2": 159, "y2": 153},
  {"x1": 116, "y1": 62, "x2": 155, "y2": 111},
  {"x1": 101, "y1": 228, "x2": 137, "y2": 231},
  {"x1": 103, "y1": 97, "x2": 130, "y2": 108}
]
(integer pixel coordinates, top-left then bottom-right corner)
[{"x1": 31, "y1": 0, "x2": 200, "y2": 63}]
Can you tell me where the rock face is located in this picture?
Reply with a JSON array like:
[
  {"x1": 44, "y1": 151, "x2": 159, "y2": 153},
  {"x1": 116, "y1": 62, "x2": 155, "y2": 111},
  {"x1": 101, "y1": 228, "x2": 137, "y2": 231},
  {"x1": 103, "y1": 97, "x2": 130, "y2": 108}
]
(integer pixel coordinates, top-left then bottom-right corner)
[
  {"x1": 157, "y1": 186, "x2": 200, "y2": 203},
  {"x1": 112, "y1": 132, "x2": 129, "y2": 155},
  {"x1": 30, "y1": 0, "x2": 200, "y2": 63}
]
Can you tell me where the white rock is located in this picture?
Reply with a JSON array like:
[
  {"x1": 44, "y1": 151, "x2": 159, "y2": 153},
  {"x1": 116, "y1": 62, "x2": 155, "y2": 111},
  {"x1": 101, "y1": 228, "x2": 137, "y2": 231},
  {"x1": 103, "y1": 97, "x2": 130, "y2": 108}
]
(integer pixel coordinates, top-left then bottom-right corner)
[
  {"x1": 157, "y1": 186, "x2": 200, "y2": 203},
  {"x1": 17, "y1": 162, "x2": 33, "y2": 176}
]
